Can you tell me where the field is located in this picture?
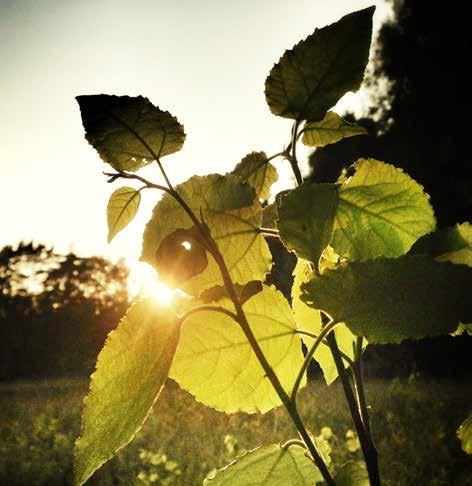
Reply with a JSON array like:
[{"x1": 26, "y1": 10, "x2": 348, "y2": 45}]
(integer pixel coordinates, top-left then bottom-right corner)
[{"x1": 1, "y1": 377, "x2": 471, "y2": 485}]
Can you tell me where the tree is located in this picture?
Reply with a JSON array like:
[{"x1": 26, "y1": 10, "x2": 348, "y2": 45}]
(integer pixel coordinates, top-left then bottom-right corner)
[
  {"x1": 309, "y1": 0, "x2": 472, "y2": 226},
  {"x1": 0, "y1": 243, "x2": 129, "y2": 379}
]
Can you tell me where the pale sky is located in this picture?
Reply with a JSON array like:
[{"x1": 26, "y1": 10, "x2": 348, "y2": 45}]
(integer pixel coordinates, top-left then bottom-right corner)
[{"x1": 0, "y1": 0, "x2": 389, "y2": 266}]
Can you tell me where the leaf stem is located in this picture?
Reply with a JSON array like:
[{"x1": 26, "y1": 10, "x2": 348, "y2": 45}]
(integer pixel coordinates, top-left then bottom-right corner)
[
  {"x1": 103, "y1": 170, "x2": 212, "y2": 246},
  {"x1": 289, "y1": 120, "x2": 303, "y2": 185},
  {"x1": 295, "y1": 329, "x2": 355, "y2": 368},
  {"x1": 326, "y1": 325, "x2": 381, "y2": 486},
  {"x1": 112, "y1": 159, "x2": 334, "y2": 484},
  {"x1": 206, "y1": 240, "x2": 335, "y2": 485},
  {"x1": 291, "y1": 320, "x2": 341, "y2": 402},
  {"x1": 353, "y1": 337, "x2": 374, "y2": 447},
  {"x1": 258, "y1": 227, "x2": 279, "y2": 237}
]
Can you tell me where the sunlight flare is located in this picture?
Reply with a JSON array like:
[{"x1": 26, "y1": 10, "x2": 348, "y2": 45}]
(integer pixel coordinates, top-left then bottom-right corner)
[{"x1": 127, "y1": 261, "x2": 175, "y2": 307}]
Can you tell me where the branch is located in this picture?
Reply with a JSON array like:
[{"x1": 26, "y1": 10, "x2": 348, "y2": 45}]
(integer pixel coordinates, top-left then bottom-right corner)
[{"x1": 291, "y1": 321, "x2": 341, "y2": 402}]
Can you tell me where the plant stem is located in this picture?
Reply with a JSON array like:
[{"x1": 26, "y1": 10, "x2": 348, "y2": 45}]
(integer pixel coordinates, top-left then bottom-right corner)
[
  {"x1": 326, "y1": 328, "x2": 381, "y2": 486},
  {"x1": 353, "y1": 337, "x2": 374, "y2": 446},
  {"x1": 295, "y1": 329, "x2": 355, "y2": 368},
  {"x1": 291, "y1": 320, "x2": 340, "y2": 402},
  {"x1": 207, "y1": 241, "x2": 335, "y2": 485},
  {"x1": 289, "y1": 121, "x2": 303, "y2": 185},
  {"x1": 116, "y1": 138, "x2": 334, "y2": 483}
]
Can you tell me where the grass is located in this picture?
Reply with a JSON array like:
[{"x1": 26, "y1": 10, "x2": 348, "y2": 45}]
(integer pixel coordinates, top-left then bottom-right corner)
[{"x1": 1, "y1": 376, "x2": 471, "y2": 485}]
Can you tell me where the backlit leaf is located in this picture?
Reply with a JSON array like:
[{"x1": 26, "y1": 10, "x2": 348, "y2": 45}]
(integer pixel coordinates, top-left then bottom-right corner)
[
  {"x1": 204, "y1": 443, "x2": 327, "y2": 485},
  {"x1": 292, "y1": 259, "x2": 358, "y2": 385},
  {"x1": 278, "y1": 183, "x2": 338, "y2": 267},
  {"x1": 107, "y1": 187, "x2": 141, "y2": 243},
  {"x1": 232, "y1": 151, "x2": 278, "y2": 200},
  {"x1": 458, "y1": 414, "x2": 472, "y2": 455},
  {"x1": 302, "y1": 111, "x2": 367, "y2": 147},
  {"x1": 76, "y1": 94, "x2": 185, "y2": 171},
  {"x1": 334, "y1": 461, "x2": 370, "y2": 486},
  {"x1": 170, "y1": 285, "x2": 305, "y2": 413},
  {"x1": 141, "y1": 174, "x2": 271, "y2": 296},
  {"x1": 265, "y1": 7, "x2": 374, "y2": 121},
  {"x1": 74, "y1": 300, "x2": 180, "y2": 485},
  {"x1": 301, "y1": 256, "x2": 472, "y2": 343},
  {"x1": 332, "y1": 159, "x2": 436, "y2": 260}
]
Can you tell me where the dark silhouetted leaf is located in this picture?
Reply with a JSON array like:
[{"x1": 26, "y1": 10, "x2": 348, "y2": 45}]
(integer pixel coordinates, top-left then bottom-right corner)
[
  {"x1": 155, "y1": 226, "x2": 208, "y2": 285},
  {"x1": 76, "y1": 94, "x2": 185, "y2": 171},
  {"x1": 265, "y1": 7, "x2": 374, "y2": 121},
  {"x1": 278, "y1": 183, "x2": 338, "y2": 267}
]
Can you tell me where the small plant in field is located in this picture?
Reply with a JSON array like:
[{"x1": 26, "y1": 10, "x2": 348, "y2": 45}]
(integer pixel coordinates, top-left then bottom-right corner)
[{"x1": 72, "y1": 6, "x2": 472, "y2": 485}]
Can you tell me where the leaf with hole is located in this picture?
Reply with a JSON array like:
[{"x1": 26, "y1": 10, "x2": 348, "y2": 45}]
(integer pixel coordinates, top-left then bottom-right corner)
[
  {"x1": 141, "y1": 174, "x2": 271, "y2": 296},
  {"x1": 170, "y1": 285, "x2": 304, "y2": 413},
  {"x1": 107, "y1": 186, "x2": 141, "y2": 243},
  {"x1": 76, "y1": 94, "x2": 185, "y2": 171},
  {"x1": 265, "y1": 7, "x2": 374, "y2": 121},
  {"x1": 74, "y1": 300, "x2": 180, "y2": 485},
  {"x1": 302, "y1": 111, "x2": 367, "y2": 147},
  {"x1": 301, "y1": 256, "x2": 472, "y2": 343}
]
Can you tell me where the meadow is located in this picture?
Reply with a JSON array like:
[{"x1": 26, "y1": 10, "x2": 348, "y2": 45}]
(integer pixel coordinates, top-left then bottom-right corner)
[{"x1": 1, "y1": 377, "x2": 471, "y2": 485}]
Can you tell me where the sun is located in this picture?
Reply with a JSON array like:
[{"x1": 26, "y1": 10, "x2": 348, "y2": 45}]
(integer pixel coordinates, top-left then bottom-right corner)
[{"x1": 127, "y1": 261, "x2": 175, "y2": 307}]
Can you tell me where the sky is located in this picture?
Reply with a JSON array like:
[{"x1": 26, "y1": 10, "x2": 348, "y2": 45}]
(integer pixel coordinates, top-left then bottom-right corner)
[{"x1": 0, "y1": 0, "x2": 390, "y2": 267}]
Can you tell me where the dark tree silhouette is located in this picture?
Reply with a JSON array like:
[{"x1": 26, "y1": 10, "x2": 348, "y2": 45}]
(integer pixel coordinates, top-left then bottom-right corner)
[
  {"x1": 307, "y1": 0, "x2": 472, "y2": 378},
  {"x1": 0, "y1": 243, "x2": 129, "y2": 380},
  {"x1": 309, "y1": 0, "x2": 472, "y2": 226}
]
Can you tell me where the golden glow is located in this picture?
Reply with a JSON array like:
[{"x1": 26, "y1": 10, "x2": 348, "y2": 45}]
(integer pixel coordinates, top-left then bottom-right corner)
[{"x1": 127, "y1": 261, "x2": 175, "y2": 307}]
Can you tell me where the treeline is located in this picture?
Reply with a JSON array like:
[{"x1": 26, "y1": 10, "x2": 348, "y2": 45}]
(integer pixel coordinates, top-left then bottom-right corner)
[{"x1": 0, "y1": 243, "x2": 129, "y2": 380}]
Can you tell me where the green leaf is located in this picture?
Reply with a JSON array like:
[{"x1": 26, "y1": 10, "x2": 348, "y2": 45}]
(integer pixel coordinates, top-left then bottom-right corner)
[
  {"x1": 301, "y1": 256, "x2": 472, "y2": 343},
  {"x1": 458, "y1": 414, "x2": 472, "y2": 455},
  {"x1": 76, "y1": 95, "x2": 185, "y2": 171},
  {"x1": 106, "y1": 187, "x2": 141, "y2": 243},
  {"x1": 141, "y1": 174, "x2": 271, "y2": 296},
  {"x1": 302, "y1": 111, "x2": 367, "y2": 147},
  {"x1": 170, "y1": 285, "x2": 305, "y2": 413},
  {"x1": 204, "y1": 443, "x2": 326, "y2": 485},
  {"x1": 292, "y1": 259, "x2": 359, "y2": 385},
  {"x1": 74, "y1": 300, "x2": 180, "y2": 486},
  {"x1": 332, "y1": 159, "x2": 436, "y2": 260},
  {"x1": 265, "y1": 7, "x2": 374, "y2": 121},
  {"x1": 232, "y1": 151, "x2": 278, "y2": 200},
  {"x1": 334, "y1": 461, "x2": 370, "y2": 486},
  {"x1": 410, "y1": 223, "x2": 472, "y2": 266},
  {"x1": 278, "y1": 183, "x2": 338, "y2": 267},
  {"x1": 453, "y1": 323, "x2": 472, "y2": 336}
]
